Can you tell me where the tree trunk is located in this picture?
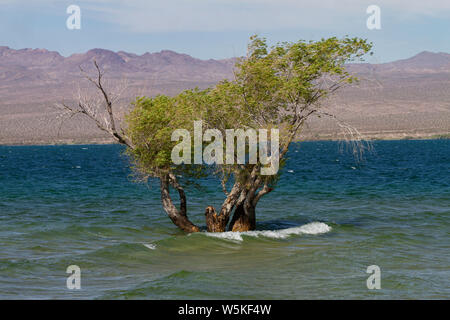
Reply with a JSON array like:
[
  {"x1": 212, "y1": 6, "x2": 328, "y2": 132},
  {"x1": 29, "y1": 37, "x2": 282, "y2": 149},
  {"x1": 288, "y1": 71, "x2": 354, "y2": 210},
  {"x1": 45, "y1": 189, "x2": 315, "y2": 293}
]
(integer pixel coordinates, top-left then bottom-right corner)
[
  {"x1": 228, "y1": 202, "x2": 256, "y2": 231},
  {"x1": 160, "y1": 174, "x2": 200, "y2": 233},
  {"x1": 227, "y1": 179, "x2": 272, "y2": 232},
  {"x1": 204, "y1": 182, "x2": 243, "y2": 232},
  {"x1": 204, "y1": 206, "x2": 228, "y2": 232}
]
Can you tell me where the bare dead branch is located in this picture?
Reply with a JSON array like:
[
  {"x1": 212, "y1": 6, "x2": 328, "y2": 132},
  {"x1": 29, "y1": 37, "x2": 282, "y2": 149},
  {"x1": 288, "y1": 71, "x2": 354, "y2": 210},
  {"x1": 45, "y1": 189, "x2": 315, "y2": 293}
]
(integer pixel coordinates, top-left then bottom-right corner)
[{"x1": 56, "y1": 61, "x2": 134, "y2": 149}]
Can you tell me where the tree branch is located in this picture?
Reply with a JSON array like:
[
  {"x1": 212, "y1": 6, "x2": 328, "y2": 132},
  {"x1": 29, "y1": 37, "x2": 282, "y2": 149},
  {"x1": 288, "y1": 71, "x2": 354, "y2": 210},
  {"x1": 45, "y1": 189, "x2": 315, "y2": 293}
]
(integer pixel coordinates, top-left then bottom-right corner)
[{"x1": 57, "y1": 60, "x2": 134, "y2": 149}]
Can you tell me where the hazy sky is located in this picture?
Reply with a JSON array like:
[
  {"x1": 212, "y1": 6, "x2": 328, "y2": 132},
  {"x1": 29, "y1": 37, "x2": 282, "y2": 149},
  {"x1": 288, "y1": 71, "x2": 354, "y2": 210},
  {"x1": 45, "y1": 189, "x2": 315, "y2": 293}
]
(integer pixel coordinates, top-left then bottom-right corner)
[{"x1": 1, "y1": 0, "x2": 450, "y2": 62}]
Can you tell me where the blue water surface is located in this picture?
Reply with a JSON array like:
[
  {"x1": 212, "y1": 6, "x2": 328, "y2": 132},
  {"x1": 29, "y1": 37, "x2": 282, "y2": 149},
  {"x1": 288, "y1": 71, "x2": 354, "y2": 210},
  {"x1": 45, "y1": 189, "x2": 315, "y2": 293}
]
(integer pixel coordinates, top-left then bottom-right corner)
[{"x1": 0, "y1": 140, "x2": 448, "y2": 299}]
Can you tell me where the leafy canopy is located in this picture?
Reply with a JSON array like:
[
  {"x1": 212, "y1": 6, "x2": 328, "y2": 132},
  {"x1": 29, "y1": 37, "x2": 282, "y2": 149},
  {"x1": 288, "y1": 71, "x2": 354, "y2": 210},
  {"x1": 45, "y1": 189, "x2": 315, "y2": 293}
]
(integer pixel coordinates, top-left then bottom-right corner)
[{"x1": 125, "y1": 35, "x2": 372, "y2": 183}]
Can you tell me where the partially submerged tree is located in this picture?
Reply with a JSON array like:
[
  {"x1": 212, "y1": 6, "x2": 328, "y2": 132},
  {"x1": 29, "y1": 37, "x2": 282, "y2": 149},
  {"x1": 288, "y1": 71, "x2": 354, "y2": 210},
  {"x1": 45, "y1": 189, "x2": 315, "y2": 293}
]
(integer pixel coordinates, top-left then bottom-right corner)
[{"x1": 59, "y1": 36, "x2": 372, "y2": 233}]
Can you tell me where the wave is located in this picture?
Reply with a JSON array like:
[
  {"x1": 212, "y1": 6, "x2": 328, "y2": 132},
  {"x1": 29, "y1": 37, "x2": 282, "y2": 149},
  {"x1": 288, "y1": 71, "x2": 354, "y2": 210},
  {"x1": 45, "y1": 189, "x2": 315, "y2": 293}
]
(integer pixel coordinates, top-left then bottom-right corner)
[
  {"x1": 204, "y1": 222, "x2": 331, "y2": 241},
  {"x1": 143, "y1": 243, "x2": 157, "y2": 250}
]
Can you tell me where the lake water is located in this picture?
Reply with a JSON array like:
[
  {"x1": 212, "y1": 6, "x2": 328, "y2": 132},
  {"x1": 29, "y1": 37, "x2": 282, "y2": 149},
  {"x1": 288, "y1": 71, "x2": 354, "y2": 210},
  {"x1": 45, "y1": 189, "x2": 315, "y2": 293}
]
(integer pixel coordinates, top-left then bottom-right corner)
[{"x1": 0, "y1": 140, "x2": 449, "y2": 299}]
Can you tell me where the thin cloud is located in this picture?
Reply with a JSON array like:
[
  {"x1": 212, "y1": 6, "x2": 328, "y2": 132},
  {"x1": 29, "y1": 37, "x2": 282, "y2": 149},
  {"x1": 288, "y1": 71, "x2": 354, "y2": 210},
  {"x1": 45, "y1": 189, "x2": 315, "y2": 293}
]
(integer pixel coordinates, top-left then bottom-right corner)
[{"x1": 4, "y1": 0, "x2": 450, "y2": 33}]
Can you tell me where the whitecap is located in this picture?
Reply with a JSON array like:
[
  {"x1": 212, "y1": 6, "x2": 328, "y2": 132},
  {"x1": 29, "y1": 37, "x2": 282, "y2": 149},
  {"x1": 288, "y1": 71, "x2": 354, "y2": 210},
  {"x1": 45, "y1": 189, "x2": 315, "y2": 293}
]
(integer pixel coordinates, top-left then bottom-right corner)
[
  {"x1": 143, "y1": 243, "x2": 157, "y2": 250},
  {"x1": 205, "y1": 232, "x2": 244, "y2": 241},
  {"x1": 205, "y1": 222, "x2": 331, "y2": 242}
]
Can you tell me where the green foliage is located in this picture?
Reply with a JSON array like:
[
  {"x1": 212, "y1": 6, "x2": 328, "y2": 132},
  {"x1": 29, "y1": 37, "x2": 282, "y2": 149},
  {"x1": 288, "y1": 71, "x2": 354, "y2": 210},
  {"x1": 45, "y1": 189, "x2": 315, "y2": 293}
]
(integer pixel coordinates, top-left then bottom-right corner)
[
  {"x1": 228, "y1": 35, "x2": 372, "y2": 127},
  {"x1": 125, "y1": 90, "x2": 205, "y2": 177},
  {"x1": 125, "y1": 35, "x2": 372, "y2": 185}
]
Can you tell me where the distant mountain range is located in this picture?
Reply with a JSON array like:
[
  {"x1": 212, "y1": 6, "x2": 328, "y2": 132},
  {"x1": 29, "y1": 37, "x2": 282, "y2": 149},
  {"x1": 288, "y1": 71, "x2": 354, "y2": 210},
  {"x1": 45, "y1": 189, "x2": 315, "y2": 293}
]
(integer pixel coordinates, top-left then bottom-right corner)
[
  {"x1": 0, "y1": 47, "x2": 449, "y2": 144},
  {"x1": 0, "y1": 46, "x2": 235, "y2": 84}
]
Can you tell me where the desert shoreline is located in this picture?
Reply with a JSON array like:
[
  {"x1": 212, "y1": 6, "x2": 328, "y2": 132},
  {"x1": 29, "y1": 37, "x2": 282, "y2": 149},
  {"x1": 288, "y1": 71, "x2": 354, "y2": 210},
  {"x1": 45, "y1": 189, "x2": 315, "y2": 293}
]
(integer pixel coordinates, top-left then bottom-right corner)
[{"x1": 1, "y1": 132, "x2": 448, "y2": 146}]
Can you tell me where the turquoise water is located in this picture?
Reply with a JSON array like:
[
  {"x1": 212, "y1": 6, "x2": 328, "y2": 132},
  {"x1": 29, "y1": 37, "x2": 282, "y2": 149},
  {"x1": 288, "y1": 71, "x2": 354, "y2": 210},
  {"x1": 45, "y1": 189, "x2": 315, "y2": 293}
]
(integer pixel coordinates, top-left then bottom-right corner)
[{"x1": 0, "y1": 140, "x2": 449, "y2": 299}]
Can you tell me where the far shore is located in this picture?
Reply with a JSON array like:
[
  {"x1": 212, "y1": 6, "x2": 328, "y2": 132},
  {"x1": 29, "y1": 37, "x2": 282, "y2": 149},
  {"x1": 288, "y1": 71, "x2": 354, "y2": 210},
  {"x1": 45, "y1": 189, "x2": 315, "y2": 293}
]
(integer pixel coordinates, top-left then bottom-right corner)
[{"x1": 1, "y1": 132, "x2": 448, "y2": 147}]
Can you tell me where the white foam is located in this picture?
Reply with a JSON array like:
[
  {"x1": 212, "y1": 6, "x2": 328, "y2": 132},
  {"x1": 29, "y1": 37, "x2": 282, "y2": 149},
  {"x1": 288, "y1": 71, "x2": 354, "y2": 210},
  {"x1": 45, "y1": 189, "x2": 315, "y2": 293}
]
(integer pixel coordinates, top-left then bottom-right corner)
[
  {"x1": 206, "y1": 232, "x2": 244, "y2": 241},
  {"x1": 205, "y1": 222, "x2": 331, "y2": 242},
  {"x1": 143, "y1": 243, "x2": 157, "y2": 250}
]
